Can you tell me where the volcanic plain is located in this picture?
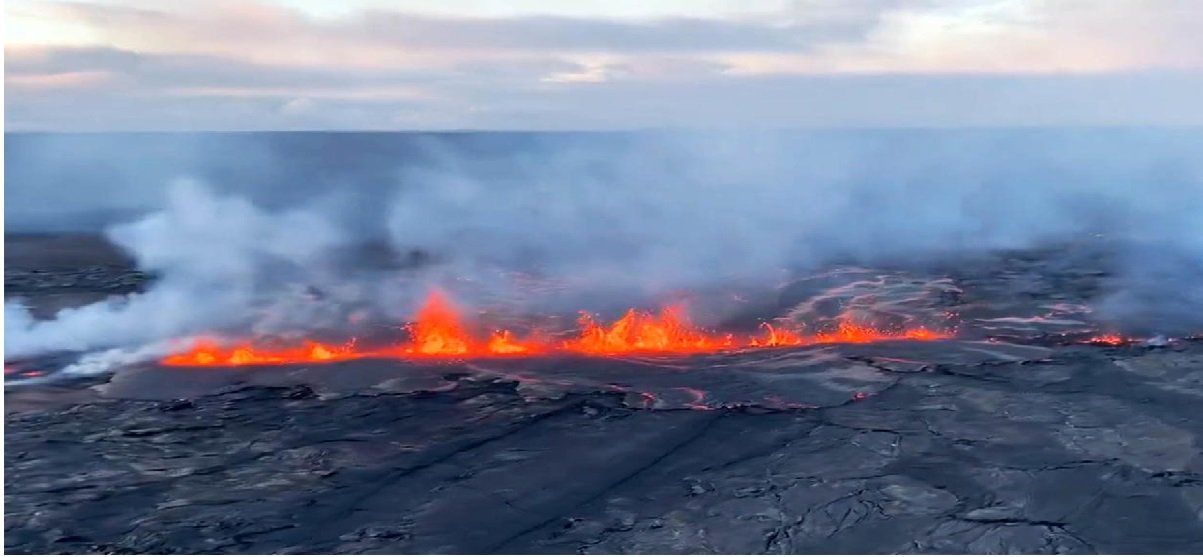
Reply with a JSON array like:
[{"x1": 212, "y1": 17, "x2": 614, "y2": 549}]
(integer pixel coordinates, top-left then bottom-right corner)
[{"x1": 5, "y1": 233, "x2": 1203, "y2": 554}]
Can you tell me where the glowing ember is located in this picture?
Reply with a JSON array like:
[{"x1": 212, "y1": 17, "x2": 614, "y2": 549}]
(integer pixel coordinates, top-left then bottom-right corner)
[{"x1": 161, "y1": 290, "x2": 953, "y2": 367}]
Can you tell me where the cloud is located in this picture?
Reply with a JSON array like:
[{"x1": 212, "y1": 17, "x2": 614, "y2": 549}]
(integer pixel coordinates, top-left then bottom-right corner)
[
  {"x1": 4, "y1": 45, "x2": 439, "y2": 89},
  {"x1": 354, "y1": 11, "x2": 868, "y2": 53},
  {"x1": 9, "y1": 65, "x2": 1202, "y2": 131},
  {"x1": 4, "y1": 0, "x2": 1203, "y2": 130},
  {"x1": 33, "y1": 0, "x2": 875, "y2": 55}
]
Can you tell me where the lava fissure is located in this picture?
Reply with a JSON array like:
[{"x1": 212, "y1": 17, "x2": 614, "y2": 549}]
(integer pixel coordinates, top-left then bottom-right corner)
[{"x1": 161, "y1": 290, "x2": 953, "y2": 367}]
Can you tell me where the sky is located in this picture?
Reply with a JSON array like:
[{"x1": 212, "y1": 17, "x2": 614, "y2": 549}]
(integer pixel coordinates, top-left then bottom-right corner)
[{"x1": 4, "y1": 0, "x2": 1203, "y2": 130}]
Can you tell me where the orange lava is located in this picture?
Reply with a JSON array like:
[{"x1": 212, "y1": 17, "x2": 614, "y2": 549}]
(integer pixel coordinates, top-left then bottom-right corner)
[
  {"x1": 748, "y1": 323, "x2": 806, "y2": 347},
  {"x1": 161, "y1": 290, "x2": 952, "y2": 367},
  {"x1": 390, "y1": 291, "x2": 550, "y2": 358},
  {"x1": 1085, "y1": 334, "x2": 1127, "y2": 346},
  {"x1": 488, "y1": 330, "x2": 537, "y2": 355},
  {"x1": 400, "y1": 290, "x2": 473, "y2": 356},
  {"x1": 564, "y1": 306, "x2": 734, "y2": 354},
  {"x1": 812, "y1": 321, "x2": 947, "y2": 344},
  {"x1": 161, "y1": 339, "x2": 361, "y2": 367}
]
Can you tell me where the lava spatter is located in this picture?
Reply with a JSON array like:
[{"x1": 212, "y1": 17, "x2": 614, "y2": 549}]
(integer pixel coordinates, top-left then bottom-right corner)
[
  {"x1": 563, "y1": 306, "x2": 735, "y2": 355},
  {"x1": 161, "y1": 290, "x2": 953, "y2": 367},
  {"x1": 1084, "y1": 333, "x2": 1129, "y2": 346},
  {"x1": 400, "y1": 290, "x2": 474, "y2": 356}
]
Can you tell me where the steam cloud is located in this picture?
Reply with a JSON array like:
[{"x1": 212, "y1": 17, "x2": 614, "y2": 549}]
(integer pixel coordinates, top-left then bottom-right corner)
[
  {"x1": 5, "y1": 180, "x2": 350, "y2": 358},
  {"x1": 5, "y1": 130, "x2": 1203, "y2": 362}
]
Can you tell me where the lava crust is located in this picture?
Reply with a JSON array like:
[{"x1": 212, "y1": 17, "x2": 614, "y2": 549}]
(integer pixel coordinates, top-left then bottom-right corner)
[{"x1": 6, "y1": 237, "x2": 1203, "y2": 554}]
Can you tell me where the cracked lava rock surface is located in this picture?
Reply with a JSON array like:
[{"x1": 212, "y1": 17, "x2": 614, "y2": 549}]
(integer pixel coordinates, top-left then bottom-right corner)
[{"x1": 6, "y1": 236, "x2": 1203, "y2": 554}]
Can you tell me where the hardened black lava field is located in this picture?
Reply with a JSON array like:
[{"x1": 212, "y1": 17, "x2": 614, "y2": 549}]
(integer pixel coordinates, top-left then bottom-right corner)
[{"x1": 6, "y1": 234, "x2": 1203, "y2": 554}]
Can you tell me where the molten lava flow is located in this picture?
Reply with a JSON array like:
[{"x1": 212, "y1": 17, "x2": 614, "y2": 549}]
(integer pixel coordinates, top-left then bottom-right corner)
[
  {"x1": 488, "y1": 330, "x2": 538, "y2": 355},
  {"x1": 391, "y1": 291, "x2": 547, "y2": 357},
  {"x1": 401, "y1": 290, "x2": 472, "y2": 356},
  {"x1": 748, "y1": 321, "x2": 949, "y2": 348},
  {"x1": 160, "y1": 290, "x2": 954, "y2": 367},
  {"x1": 161, "y1": 339, "x2": 361, "y2": 367},
  {"x1": 813, "y1": 322, "x2": 948, "y2": 344},
  {"x1": 749, "y1": 323, "x2": 806, "y2": 347},
  {"x1": 1085, "y1": 334, "x2": 1127, "y2": 346},
  {"x1": 563, "y1": 306, "x2": 734, "y2": 354}
]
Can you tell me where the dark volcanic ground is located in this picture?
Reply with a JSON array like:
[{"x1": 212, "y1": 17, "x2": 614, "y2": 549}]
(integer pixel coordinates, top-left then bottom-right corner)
[{"x1": 6, "y1": 235, "x2": 1203, "y2": 554}]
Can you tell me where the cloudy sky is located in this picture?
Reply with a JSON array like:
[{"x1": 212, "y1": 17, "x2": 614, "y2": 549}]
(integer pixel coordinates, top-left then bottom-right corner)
[{"x1": 5, "y1": 0, "x2": 1203, "y2": 130}]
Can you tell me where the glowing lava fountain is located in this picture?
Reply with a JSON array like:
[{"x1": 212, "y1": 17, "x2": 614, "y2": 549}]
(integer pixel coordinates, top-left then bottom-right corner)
[{"x1": 161, "y1": 290, "x2": 952, "y2": 367}]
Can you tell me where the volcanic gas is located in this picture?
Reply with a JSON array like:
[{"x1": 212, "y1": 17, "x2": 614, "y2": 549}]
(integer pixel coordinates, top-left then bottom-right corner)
[{"x1": 160, "y1": 290, "x2": 952, "y2": 367}]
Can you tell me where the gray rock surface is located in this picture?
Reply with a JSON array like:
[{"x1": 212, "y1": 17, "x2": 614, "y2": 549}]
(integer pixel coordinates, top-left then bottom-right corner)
[{"x1": 6, "y1": 236, "x2": 1203, "y2": 554}]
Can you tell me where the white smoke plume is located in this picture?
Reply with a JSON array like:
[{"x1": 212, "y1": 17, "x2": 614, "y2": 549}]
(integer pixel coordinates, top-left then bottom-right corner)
[
  {"x1": 5, "y1": 180, "x2": 350, "y2": 359},
  {"x1": 383, "y1": 131, "x2": 1203, "y2": 333},
  {"x1": 5, "y1": 130, "x2": 1203, "y2": 365}
]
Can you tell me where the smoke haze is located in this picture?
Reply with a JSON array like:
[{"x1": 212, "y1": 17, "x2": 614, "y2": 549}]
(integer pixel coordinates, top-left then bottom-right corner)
[{"x1": 5, "y1": 129, "x2": 1203, "y2": 360}]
